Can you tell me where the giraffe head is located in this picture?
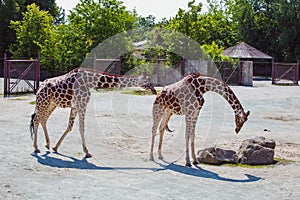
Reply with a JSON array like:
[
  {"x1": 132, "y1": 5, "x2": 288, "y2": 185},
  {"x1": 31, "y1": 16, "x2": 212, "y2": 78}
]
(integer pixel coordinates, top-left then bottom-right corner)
[
  {"x1": 235, "y1": 110, "x2": 250, "y2": 134},
  {"x1": 137, "y1": 73, "x2": 157, "y2": 95}
]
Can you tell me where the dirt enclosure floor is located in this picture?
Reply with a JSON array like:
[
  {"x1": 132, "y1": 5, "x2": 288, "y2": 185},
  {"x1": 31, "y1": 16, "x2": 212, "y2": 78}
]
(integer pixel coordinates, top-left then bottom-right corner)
[{"x1": 0, "y1": 80, "x2": 299, "y2": 199}]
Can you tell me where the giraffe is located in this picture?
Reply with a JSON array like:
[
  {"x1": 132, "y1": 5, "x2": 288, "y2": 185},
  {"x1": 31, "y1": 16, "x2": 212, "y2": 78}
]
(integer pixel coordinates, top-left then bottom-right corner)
[
  {"x1": 30, "y1": 68, "x2": 157, "y2": 158},
  {"x1": 149, "y1": 73, "x2": 250, "y2": 167}
]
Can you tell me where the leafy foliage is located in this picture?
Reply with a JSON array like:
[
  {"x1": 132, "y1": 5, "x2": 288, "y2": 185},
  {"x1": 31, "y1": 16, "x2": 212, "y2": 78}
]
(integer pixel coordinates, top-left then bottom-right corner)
[
  {"x1": 228, "y1": 0, "x2": 300, "y2": 61},
  {"x1": 0, "y1": 0, "x2": 18, "y2": 54},
  {"x1": 52, "y1": 0, "x2": 137, "y2": 71},
  {"x1": 166, "y1": 0, "x2": 239, "y2": 61},
  {"x1": 201, "y1": 42, "x2": 232, "y2": 61},
  {"x1": 10, "y1": 4, "x2": 54, "y2": 60},
  {"x1": 0, "y1": 0, "x2": 61, "y2": 55},
  {"x1": 2, "y1": 0, "x2": 300, "y2": 74}
]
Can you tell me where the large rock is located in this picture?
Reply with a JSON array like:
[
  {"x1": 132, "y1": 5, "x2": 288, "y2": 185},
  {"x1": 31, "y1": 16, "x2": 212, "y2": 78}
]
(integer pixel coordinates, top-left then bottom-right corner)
[
  {"x1": 197, "y1": 147, "x2": 238, "y2": 165},
  {"x1": 237, "y1": 137, "x2": 275, "y2": 165}
]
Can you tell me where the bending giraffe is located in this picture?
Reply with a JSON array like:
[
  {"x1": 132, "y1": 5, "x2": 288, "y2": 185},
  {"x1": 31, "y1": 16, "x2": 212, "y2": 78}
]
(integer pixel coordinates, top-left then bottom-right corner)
[
  {"x1": 30, "y1": 68, "x2": 157, "y2": 158},
  {"x1": 150, "y1": 73, "x2": 250, "y2": 167}
]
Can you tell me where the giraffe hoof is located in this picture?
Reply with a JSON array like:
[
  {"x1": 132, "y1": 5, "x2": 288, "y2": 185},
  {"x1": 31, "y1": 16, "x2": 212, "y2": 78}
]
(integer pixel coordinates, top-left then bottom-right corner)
[
  {"x1": 34, "y1": 149, "x2": 40, "y2": 153},
  {"x1": 52, "y1": 147, "x2": 58, "y2": 153},
  {"x1": 45, "y1": 145, "x2": 50, "y2": 150},
  {"x1": 193, "y1": 161, "x2": 199, "y2": 165},
  {"x1": 85, "y1": 153, "x2": 92, "y2": 158},
  {"x1": 158, "y1": 156, "x2": 164, "y2": 160},
  {"x1": 185, "y1": 163, "x2": 192, "y2": 167}
]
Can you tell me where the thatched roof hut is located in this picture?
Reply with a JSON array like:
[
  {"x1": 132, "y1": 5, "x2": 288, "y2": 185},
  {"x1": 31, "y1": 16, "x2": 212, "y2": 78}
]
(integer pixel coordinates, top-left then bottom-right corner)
[{"x1": 222, "y1": 42, "x2": 273, "y2": 59}]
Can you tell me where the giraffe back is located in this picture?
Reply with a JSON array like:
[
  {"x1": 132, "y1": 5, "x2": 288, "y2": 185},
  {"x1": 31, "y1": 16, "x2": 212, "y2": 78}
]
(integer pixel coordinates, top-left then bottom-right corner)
[{"x1": 36, "y1": 69, "x2": 80, "y2": 108}]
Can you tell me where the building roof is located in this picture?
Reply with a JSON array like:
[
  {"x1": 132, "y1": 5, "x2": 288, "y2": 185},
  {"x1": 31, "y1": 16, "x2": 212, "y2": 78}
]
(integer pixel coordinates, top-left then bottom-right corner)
[
  {"x1": 222, "y1": 42, "x2": 273, "y2": 59},
  {"x1": 133, "y1": 40, "x2": 148, "y2": 50}
]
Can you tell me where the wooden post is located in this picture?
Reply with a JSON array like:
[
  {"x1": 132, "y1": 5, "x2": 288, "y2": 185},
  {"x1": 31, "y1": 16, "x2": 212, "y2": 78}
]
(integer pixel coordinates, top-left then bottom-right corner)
[
  {"x1": 180, "y1": 59, "x2": 185, "y2": 77},
  {"x1": 93, "y1": 53, "x2": 96, "y2": 70},
  {"x1": 271, "y1": 58, "x2": 275, "y2": 84},
  {"x1": 3, "y1": 52, "x2": 7, "y2": 97},
  {"x1": 222, "y1": 61, "x2": 226, "y2": 82},
  {"x1": 240, "y1": 61, "x2": 253, "y2": 86},
  {"x1": 116, "y1": 59, "x2": 121, "y2": 75},
  {"x1": 295, "y1": 60, "x2": 299, "y2": 85},
  {"x1": 36, "y1": 53, "x2": 40, "y2": 93}
]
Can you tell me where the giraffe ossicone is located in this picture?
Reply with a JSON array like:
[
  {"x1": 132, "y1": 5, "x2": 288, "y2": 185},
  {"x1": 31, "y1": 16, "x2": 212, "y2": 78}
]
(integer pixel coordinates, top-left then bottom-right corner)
[
  {"x1": 30, "y1": 68, "x2": 156, "y2": 158},
  {"x1": 150, "y1": 73, "x2": 250, "y2": 167}
]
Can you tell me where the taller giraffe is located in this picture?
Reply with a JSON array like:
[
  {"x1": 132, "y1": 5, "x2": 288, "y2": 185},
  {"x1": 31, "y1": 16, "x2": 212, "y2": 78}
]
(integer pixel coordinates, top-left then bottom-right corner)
[
  {"x1": 30, "y1": 68, "x2": 157, "y2": 158},
  {"x1": 150, "y1": 73, "x2": 249, "y2": 167}
]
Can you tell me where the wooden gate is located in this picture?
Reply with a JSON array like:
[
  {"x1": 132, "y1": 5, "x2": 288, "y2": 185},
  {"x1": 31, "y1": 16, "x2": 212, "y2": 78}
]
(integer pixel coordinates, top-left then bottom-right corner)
[
  {"x1": 4, "y1": 53, "x2": 40, "y2": 97},
  {"x1": 93, "y1": 53, "x2": 121, "y2": 75},
  {"x1": 272, "y1": 62, "x2": 299, "y2": 85}
]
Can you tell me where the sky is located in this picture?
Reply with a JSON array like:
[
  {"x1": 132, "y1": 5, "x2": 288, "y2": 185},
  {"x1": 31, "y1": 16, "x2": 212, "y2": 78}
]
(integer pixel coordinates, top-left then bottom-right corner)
[{"x1": 56, "y1": 0, "x2": 206, "y2": 21}]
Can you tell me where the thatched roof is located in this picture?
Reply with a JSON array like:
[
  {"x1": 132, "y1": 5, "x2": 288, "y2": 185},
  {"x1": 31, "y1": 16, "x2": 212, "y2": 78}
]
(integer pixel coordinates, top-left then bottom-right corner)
[{"x1": 222, "y1": 42, "x2": 273, "y2": 59}]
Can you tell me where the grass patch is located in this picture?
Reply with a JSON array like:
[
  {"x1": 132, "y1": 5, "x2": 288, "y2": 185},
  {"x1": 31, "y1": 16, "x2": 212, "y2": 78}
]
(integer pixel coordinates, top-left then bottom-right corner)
[
  {"x1": 92, "y1": 88, "x2": 160, "y2": 95},
  {"x1": 29, "y1": 101, "x2": 36, "y2": 105},
  {"x1": 274, "y1": 157, "x2": 294, "y2": 163},
  {"x1": 221, "y1": 157, "x2": 294, "y2": 168},
  {"x1": 122, "y1": 89, "x2": 161, "y2": 96},
  {"x1": 9, "y1": 97, "x2": 27, "y2": 101},
  {"x1": 122, "y1": 89, "x2": 153, "y2": 96},
  {"x1": 223, "y1": 163, "x2": 271, "y2": 168}
]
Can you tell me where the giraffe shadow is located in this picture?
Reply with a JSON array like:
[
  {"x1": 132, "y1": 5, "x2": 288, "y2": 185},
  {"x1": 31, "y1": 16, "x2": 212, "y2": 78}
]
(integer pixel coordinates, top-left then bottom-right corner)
[
  {"x1": 155, "y1": 159, "x2": 262, "y2": 183},
  {"x1": 31, "y1": 151, "x2": 161, "y2": 171},
  {"x1": 31, "y1": 152, "x2": 261, "y2": 182}
]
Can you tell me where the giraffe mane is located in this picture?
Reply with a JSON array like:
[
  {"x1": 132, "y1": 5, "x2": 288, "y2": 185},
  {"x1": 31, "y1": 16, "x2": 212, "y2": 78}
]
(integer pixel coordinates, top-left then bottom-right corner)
[{"x1": 77, "y1": 68, "x2": 143, "y2": 78}]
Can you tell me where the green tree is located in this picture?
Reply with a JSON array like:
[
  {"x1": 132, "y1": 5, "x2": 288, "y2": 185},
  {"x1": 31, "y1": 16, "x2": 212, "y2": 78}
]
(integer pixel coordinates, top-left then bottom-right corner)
[
  {"x1": 51, "y1": 0, "x2": 137, "y2": 71},
  {"x1": 10, "y1": 4, "x2": 54, "y2": 62},
  {"x1": 167, "y1": 0, "x2": 238, "y2": 51},
  {"x1": 0, "y1": 0, "x2": 61, "y2": 55},
  {"x1": 0, "y1": 0, "x2": 18, "y2": 54},
  {"x1": 24, "y1": 0, "x2": 58, "y2": 17},
  {"x1": 68, "y1": 0, "x2": 136, "y2": 47},
  {"x1": 201, "y1": 41, "x2": 231, "y2": 61},
  {"x1": 275, "y1": 0, "x2": 300, "y2": 61},
  {"x1": 228, "y1": 0, "x2": 300, "y2": 61}
]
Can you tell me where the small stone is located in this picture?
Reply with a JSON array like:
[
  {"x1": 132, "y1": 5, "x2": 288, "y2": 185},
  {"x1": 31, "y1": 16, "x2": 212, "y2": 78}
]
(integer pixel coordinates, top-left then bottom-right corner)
[{"x1": 197, "y1": 147, "x2": 238, "y2": 165}]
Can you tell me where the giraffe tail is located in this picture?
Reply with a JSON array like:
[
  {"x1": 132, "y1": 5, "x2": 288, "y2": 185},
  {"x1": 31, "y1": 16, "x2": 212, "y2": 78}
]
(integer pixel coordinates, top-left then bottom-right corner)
[
  {"x1": 30, "y1": 113, "x2": 36, "y2": 140},
  {"x1": 165, "y1": 124, "x2": 174, "y2": 132}
]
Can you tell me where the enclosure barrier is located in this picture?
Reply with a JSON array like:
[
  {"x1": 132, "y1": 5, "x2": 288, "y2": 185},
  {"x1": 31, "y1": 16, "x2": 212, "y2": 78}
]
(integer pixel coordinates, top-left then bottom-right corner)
[
  {"x1": 272, "y1": 61, "x2": 299, "y2": 85},
  {"x1": 93, "y1": 53, "x2": 121, "y2": 75},
  {"x1": 3, "y1": 53, "x2": 40, "y2": 97}
]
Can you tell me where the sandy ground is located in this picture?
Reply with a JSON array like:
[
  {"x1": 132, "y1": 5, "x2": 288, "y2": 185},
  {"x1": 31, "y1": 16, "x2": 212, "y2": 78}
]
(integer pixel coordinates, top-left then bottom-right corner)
[{"x1": 0, "y1": 80, "x2": 299, "y2": 199}]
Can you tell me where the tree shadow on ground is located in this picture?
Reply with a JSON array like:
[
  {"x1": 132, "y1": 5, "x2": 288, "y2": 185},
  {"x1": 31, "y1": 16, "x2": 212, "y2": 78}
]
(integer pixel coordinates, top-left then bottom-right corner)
[{"x1": 31, "y1": 152, "x2": 262, "y2": 182}]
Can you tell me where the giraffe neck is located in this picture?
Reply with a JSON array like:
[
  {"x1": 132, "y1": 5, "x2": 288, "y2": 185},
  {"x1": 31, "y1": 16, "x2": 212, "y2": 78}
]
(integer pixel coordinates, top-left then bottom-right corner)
[
  {"x1": 204, "y1": 77, "x2": 244, "y2": 115},
  {"x1": 80, "y1": 69, "x2": 141, "y2": 89},
  {"x1": 114, "y1": 76, "x2": 140, "y2": 88}
]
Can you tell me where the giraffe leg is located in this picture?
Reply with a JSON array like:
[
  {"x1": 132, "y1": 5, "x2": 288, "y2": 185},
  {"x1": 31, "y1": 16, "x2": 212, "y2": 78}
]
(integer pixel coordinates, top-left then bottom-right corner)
[
  {"x1": 185, "y1": 130, "x2": 191, "y2": 167},
  {"x1": 186, "y1": 112, "x2": 200, "y2": 166},
  {"x1": 41, "y1": 105, "x2": 56, "y2": 150},
  {"x1": 78, "y1": 106, "x2": 91, "y2": 158},
  {"x1": 158, "y1": 111, "x2": 172, "y2": 160},
  {"x1": 32, "y1": 104, "x2": 54, "y2": 153},
  {"x1": 53, "y1": 107, "x2": 78, "y2": 153},
  {"x1": 150, "y1": 104, "x2": 163, "y2": 161},
  {"x1": 41, "y1": 122, "x2": 50, "y2": 150},
  {"x1": 33, "y1": 117, "x2": 40, "y2": 153},
  {"x1": 185, "y1": 115, "x2": 196, "y2": 167},
  {"x1": 191, "y1": 110, "x2": 200, "y2": 165},
  {"x1": 190, "y1": 122, "x2": 198, "y2": 165}
]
